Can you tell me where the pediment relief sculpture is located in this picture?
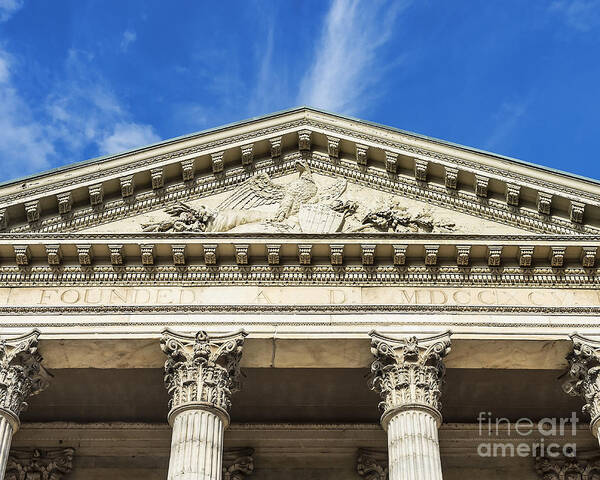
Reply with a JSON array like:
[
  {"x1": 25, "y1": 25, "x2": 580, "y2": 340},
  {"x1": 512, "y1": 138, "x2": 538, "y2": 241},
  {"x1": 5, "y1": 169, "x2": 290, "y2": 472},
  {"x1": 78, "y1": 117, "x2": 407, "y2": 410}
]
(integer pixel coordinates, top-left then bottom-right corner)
[{"x1": 142, "y1": 161, "x2": 457, "y2": 234}]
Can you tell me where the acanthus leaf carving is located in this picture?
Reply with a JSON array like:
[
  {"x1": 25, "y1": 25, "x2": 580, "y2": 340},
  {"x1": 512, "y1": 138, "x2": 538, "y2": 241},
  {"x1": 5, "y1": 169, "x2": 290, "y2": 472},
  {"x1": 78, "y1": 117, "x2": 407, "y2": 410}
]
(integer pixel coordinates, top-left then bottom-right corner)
[
  {"x1": 120, "y1": 175, "x2": 135, "y2": 198},
  {"x1": 269, "y1": 136, "x2": 282, "y2": 159},
  {"x1": 0, "y1": 330, "x2": 49, "y2": 428},
  {"x1": 369, "y1": 331, "x2": 451, "y2": 426},
  {"x1": 327, "y1": 136, "x2": 340, "y2": 158},
  {"x1": 535, "y1": 456, "x2": 600, "y2": 480},
  {"x1": 160, "y1": 329, "x2": 247, "y2": 424},
  {"x1": 6, "y1": 448, "x2": 75, "y2": 480},
  {"x1": 357, "y1": 448, "x2": 388, "y2": 480},
  {"x1": 223, "y1": 447, "x2": 254, "y2": 480},
  {"x1": 563, "y1": 334, "x2": 600, "y2": 439},
  {"x1": 240, "y1": 144, "x2": 254, "y2": 167},
  {"x1": 56, "y1": 192, "x2": 72, "y2": 214}
]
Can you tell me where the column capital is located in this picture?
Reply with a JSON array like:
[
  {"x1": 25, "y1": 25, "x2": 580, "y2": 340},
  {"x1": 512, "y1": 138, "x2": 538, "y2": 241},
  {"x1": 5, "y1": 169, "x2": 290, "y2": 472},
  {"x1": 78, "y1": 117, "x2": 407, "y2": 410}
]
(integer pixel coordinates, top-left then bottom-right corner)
[
  {"x1": 357, "y1": 448, "x2": 387, "y2": 480},
  {"x1": 223, "y1": 447, "x2": 254, "y2": 480},
  {"x1": 0, "y1": 330, "x2": 48, "y2": 431},
  {"x1": 535, "y1": 456, "x2": 600, "y2": 479},
  {"x1": 369, "y1": 331, "x2": 451, "y2": 428},
  {"x1": 563, "y1": 334, "x2": 600, "y2": 437},
  {"x1": 160, "y1": 329, "x2": 247, "y2": 427},
  {"x1": 6, "y1": 448, "x2": 74, "y2": 480}
]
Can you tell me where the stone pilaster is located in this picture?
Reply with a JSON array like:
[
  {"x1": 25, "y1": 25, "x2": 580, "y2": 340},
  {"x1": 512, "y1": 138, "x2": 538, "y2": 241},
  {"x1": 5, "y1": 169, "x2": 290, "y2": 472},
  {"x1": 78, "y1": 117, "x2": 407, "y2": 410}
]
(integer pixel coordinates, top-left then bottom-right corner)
[
  {"x1": 5, "y1": 448, "x2": 74, "y2": 480},
  {"x1": 535, "y1": 456, "x2": 600, "y2": 479},
  {"x1": 369, "y1": 331, "x2": 451, "y2": 480},
  {"x1": 563, "y1": 334, "x2": 600, "y2": 443},
  {"x1": 0, "y1": 331, "x2": 48, "y2": 480},
  {"x1": 161, "y1": 329, "x2": 247, "y2": 480}
]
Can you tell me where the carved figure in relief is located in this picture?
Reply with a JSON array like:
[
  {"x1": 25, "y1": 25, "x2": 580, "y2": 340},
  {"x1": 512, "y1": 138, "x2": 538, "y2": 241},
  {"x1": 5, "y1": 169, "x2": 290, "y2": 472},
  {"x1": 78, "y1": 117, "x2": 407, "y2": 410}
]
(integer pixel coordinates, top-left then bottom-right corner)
[
  {"x1": 143, "y1": 160, "x2": 357, "y2": 233},
  {"x1": 142, "y1": 160, "x2": 457, "y2": 234},
  {"x1": 360, "y1": 205, "x2": 455, "y2": 233}
]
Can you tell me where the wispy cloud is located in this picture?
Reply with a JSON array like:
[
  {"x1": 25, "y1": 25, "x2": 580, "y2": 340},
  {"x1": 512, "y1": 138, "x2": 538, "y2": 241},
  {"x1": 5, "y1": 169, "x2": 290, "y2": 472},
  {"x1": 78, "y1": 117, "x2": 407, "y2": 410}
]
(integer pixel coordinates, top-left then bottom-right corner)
[
  {"x1": 550, "y1": 0, "x2": 600, "y2": 31},
  {"x1": 0, "y1": 46, "x2": 160, "y2": 179},
  {"x1": 99, "y1": 122, "x2": 159, "y2": 154},
  {"x1": 297, "y1": 0, "x2": 409, "y2": 115},
  {"x1": 44, "y1": 49, "x2": 160, "y2": 155},
  {"x1": 0, "y1": 49, "x2": 55, "y2": 175},
  {"x1": 484, "y1": 100, "x2": 530, "y2": 151},
  {"x1": 0, "y1": 0, "x2": 23, "y2": 22},
  {"x1": 120, "y1": 29, "x2": 137, "y2": 52},
  {"x1": 248, "y1": 23, "x2": 276, "y2": 114}
]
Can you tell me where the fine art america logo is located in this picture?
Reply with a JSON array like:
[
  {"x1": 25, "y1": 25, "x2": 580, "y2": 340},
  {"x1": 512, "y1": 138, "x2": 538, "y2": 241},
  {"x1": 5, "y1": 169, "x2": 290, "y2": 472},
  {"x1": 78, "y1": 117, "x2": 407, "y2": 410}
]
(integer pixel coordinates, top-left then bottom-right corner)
[{"x1": 477, "y1": 412, "x2": 578, "y2": 458}]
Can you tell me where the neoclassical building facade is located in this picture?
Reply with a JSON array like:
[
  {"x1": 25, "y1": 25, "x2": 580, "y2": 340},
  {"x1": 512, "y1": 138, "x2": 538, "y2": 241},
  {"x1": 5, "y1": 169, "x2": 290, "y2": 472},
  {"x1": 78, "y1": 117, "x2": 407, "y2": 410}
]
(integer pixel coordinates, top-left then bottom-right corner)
[{"x1": 0, "y1": 107, "x2": 599, "y2": 479}]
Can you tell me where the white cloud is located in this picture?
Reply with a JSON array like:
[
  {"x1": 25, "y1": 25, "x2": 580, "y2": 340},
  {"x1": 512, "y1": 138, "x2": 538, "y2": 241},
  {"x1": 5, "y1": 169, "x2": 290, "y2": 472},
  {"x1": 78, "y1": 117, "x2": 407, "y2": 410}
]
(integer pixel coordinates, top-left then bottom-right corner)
[
  {"x1": 120, "y1": 30, "x2": 137, "y2": 52},
  {"x1": 99, "y1": 122, "x2": 160, "y2": 155},
  {"x1": 43, "y1": 51, "x2": 159, "y2": 156},
  {"x1": 484, "y1": 100, "x2": 530, "y2": 151},
  {"x1": 248, "y1": 24, "x2": 276, "y2": 113},
  {"x1": 0, "y1": 0, "x2": 23, "y2": 22},
  {"x1": 297, "y1": 0, "x2": 409, "y2": 115},
  {"x1": 0, "y1": 51, "x2": 10, "y2": 82},
  {"x1": 0, "y1": 46, "x2": 160, "y2": 180},
  {"x1": 0, "y1": 49, "x2": 55, "y2": 176},
  {"x1": 550, "y1": 0, "x2": 600, "y2": 31}
]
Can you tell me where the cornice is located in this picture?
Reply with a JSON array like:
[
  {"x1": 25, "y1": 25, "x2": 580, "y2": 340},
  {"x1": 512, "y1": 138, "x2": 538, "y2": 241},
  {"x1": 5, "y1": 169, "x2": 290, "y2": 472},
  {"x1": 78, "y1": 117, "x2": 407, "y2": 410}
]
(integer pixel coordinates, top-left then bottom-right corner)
[
  {"x1": 5, "y1": 150, "x2": 598, "y2": 235},
  {"x1": 0, "y1": 117, "x2": 599, "y2": 237},
  {"x1": 0, "y1": 234, "x2": 597, "y2": 286},
  {"x1": 0, "y1": 264, "x2": 599, "y2": 288},
  {"x1": 0, "y1": 119, "x2": 305, "y2": 205},
  {"x1": 0, "y1": 232, "x2": 598, "y2": 240},
  {"x1": 306, "y1": 119, "x2": 600, "y2": 203}
]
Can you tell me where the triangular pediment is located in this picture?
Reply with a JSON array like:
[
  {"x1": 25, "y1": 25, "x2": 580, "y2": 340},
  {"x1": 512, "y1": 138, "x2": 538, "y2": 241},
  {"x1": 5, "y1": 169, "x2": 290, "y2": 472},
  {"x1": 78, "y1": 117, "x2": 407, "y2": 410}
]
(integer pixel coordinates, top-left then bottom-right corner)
[
  {"x1": 0, "y1": 107, "x2": 599, "y2": 236},
  {"x1": 83, "y1": 172, "x2": 530, "y2": 235}
]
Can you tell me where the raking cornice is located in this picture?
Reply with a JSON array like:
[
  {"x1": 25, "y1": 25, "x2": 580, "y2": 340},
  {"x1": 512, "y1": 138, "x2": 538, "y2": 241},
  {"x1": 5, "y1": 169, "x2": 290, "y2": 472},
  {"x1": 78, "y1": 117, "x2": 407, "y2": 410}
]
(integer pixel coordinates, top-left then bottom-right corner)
[{"x1": 0, "y1": 108, "x2": 599, "y2": 236}]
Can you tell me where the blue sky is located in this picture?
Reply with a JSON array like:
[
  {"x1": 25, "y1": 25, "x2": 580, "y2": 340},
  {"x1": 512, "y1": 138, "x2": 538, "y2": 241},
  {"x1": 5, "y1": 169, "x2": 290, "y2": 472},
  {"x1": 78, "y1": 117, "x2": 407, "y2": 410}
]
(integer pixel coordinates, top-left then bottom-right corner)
[{"x1": 1, "y1": 0, "x2": 600, "y2": 182}]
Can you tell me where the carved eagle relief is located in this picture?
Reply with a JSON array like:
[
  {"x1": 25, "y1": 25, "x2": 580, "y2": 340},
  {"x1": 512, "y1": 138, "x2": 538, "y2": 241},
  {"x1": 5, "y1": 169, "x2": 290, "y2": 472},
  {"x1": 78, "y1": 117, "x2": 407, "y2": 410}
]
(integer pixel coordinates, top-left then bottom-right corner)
[
  {"x1": 143, "y1": 161, "x2": 353, "y2": 233},
  {"x1": 142, "y1": 160, "x2": 455, "y2": 234},
  {"x1": 219, "y1": 161, "x2": 328, "y2": 221}
]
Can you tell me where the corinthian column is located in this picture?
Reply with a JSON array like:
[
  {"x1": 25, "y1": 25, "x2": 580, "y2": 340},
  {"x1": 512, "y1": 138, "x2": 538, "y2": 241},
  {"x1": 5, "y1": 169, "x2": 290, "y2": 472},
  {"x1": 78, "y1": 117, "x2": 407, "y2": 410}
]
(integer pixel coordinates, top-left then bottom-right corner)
[
  {"x1": 369, "y1": 331, "x2": 451, "y2": 480},
  {"x1": 0, "y1": 330, "x2": 48, "y2": 480},
  {"x1": 161, "y1": 329, "x2": 247, "y2": 480},
  {"x1": 563, "y1": 334, "x2": 600, "y2": 444}
]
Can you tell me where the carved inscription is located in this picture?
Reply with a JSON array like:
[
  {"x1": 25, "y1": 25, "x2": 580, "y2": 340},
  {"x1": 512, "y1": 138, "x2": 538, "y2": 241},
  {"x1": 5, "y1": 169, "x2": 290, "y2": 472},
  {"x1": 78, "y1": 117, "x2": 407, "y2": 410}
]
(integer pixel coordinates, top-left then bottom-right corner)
[{"x1": 0, "y1": 287, "x2": 597, "y2": 307}]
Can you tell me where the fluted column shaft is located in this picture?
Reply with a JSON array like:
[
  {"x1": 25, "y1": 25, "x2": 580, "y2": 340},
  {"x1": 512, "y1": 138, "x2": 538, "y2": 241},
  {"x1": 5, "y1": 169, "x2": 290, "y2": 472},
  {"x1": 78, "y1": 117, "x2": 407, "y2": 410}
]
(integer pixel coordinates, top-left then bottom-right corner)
[
  {"x1": 0, "y1": 415, "x2": 14, "y2": 479},
  {"x1": 387, "y1": 409, "x2": 442, "y2": 480},
  {"x1": 369, "y1": 331, "x2": 451, "y2": 480},
  {"x1": 161, "y1": 329, "x2": 247, "y2": 480},
  {"x1": 167, "y1": 409, "x2": 225, "y2": 480}
]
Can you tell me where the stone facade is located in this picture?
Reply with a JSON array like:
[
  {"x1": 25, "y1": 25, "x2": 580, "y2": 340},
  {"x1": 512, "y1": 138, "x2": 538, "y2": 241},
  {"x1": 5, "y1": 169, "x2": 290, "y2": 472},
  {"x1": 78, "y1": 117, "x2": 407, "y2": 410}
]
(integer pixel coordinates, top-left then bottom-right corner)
[{"x1": 0, "y1": 107, "x2": 599, "y2": 478}]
